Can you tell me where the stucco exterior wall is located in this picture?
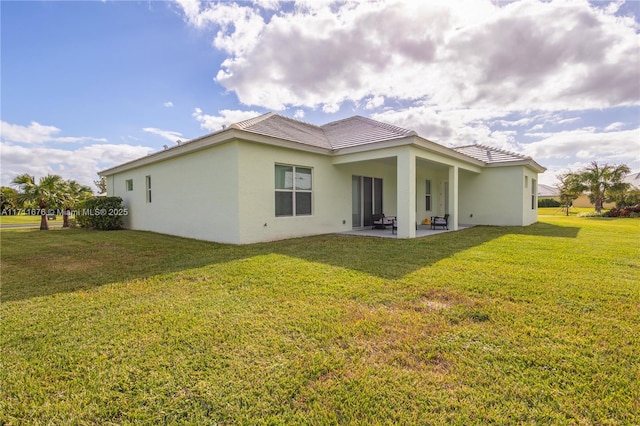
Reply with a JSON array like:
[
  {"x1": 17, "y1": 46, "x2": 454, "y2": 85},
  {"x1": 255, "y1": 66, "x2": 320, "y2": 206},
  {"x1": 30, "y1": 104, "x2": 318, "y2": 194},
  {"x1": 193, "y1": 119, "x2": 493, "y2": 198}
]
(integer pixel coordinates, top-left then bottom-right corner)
[
  {"x1": 572, "y1": 194, "x2": 616, "y2": 209},
  {"x1": 415, "y1": 166, "x2": 449, "y2": 223},
  {"x1": 108, "y1": 142, "x2": 241, "y2": 244},
  {"x1": 234, "y1": 142, "x2": 345, "y2": 243},
  {"x1": 458, "y1": 166, "x2": 538, "y2": 226},
  {"x1": 235, "y1": 143, "x2": 401, "y2": 243}
]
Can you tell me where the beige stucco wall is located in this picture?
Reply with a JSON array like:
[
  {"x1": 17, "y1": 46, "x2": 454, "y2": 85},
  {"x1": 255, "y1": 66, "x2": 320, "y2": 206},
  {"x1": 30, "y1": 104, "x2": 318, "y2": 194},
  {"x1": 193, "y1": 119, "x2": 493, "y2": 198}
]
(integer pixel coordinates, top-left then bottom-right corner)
[
  {"x1": 235, "y1": 141, "x2": 348, "y2": 243},
  {"x1": 235, "y1": 142, "x2": 404, "y2": 243},
  {"x1": 108, "y1": 142, "x2": 241, "y2": 244},
  {"x1": 572, "y1": 194, "x2": 616, "y2": 209},
  {"x1": 415, "y1": 165, "x2": 448, "y2": 224},
  {"x1": 458, "y1": 166, "x2": 539, "y2": 226}
]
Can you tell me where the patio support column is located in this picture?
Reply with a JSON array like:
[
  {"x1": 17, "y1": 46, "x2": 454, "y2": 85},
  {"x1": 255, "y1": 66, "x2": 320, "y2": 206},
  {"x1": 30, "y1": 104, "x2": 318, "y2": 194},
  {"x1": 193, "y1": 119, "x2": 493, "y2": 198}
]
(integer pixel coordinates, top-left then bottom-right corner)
[
  {"x1": 448, "y1": 165, "x2": 459, "y2": 231},
  {"x1": 396, "y1": 149, "x2": 416, "y2": 238}
]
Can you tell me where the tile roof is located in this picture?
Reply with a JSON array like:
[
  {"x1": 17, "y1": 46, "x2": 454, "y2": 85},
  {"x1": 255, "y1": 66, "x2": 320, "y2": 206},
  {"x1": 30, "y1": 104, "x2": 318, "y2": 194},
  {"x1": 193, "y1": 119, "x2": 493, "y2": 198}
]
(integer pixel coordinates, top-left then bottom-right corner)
[
  {"x1": 233, "y1": 113, "x2": 415, "y2": 150},
  {"x1": 321, "y1": 116, "x2": 417, "y2": 149},
  {"x1": 624, "y1": 171, "x2": 640, "y2": 189},
  {"x1": 452, "y1": 144, "x2": 532, "y2": 164},
  {"x1": 538, "y1": 183, "x2": 559, "y2": 197},
  {"x1": 232, "y1": 113, "x2": 331, "y2": 149}
]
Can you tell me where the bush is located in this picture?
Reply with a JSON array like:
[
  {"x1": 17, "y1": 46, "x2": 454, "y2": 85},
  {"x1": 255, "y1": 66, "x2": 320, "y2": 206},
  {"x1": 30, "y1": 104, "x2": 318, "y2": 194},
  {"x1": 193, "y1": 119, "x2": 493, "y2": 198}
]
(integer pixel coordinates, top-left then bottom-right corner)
[
  {"x1": 601, "y1": 206, "x2": 640, "y2": 218},
  {"x1": 538, "y1": 198, "x2": 561, "y2": 208},
  {"x1": 76, "y1": 196, "x2": 126, "y2": 230},
  {"x1": 578, "y1": 211, "x2": 605, "y2": 218}
]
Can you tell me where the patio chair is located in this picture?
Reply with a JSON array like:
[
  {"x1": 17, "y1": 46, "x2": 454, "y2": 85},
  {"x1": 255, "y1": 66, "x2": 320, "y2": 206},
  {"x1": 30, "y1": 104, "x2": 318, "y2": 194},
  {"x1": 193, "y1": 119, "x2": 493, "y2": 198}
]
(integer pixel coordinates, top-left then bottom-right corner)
[
  {"x1": 372, "y1": 213, "x2": 384, "y2": 229},
  {"x1": 430, "y1": 214, "x2": 449, "y2": 230}
]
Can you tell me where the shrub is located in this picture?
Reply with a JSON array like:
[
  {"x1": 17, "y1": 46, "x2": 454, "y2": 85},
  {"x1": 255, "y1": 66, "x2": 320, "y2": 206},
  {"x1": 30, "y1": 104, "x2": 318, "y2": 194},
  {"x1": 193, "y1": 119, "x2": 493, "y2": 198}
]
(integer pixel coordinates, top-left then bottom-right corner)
[
  {"x1": 578, "y1": 211, "x2": 605, "y2": 218},
  {"x1": 538, "y1": 198, "x2": 561, "y2": 207},
  {"x1": 600, "y1": 207, "x2": 639, "y2": 218},
  {"x1": 76, "y1": 196, "x2": 126, "y2": 230}
]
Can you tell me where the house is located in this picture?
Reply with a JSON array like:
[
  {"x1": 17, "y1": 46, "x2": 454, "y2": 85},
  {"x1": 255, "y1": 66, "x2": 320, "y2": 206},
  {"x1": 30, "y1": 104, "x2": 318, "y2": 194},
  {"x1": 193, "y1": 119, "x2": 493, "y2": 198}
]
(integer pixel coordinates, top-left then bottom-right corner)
[
  {"x1": 538, "y1": 183, "x2": 560, "y2": 201},
  {"x1": 100, "y1": 113, "x2": 546, "y2": 244}
]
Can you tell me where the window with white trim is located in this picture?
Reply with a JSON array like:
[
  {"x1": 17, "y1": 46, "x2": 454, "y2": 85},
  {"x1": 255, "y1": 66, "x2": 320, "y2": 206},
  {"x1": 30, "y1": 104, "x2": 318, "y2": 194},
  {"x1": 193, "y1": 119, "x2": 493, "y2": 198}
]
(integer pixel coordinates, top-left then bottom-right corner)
[
  {"x1": 145, "y1": 175, "x2": 152, "y2": 203},
  {"x1": 275, "y1": 165, "x2": 312, "y2": 216},
  {"x1": 125, "y1": 179, "x2": 133, "y2": 191},
  {"x1": 531, "y1": 178, "x2": 537, "y2": 209}
]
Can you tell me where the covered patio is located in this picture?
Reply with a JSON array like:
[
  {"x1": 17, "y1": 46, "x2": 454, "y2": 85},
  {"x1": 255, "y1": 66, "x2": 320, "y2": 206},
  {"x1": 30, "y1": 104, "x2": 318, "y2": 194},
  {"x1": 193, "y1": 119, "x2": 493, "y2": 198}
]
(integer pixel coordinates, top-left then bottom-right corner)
[
  {"x1": 334, "y1": 142, "x2": 483, "y2": 240},
  {"x1": 340, "y1": 224, "x2": 470, "y2": 239}
]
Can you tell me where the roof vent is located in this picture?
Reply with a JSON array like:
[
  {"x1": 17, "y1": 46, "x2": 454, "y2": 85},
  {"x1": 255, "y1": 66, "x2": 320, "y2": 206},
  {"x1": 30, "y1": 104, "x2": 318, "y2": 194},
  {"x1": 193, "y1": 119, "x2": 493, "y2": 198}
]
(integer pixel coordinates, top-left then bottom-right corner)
[
  {"x1": 163, "y1": 144, "x2": 168, "y2": 150},
  {"x1": 176, "y1": 140, "x2": 182, "y2": 145},
  {"x1": 222, "y1": 124, "x2": 227, "y2": 130}
]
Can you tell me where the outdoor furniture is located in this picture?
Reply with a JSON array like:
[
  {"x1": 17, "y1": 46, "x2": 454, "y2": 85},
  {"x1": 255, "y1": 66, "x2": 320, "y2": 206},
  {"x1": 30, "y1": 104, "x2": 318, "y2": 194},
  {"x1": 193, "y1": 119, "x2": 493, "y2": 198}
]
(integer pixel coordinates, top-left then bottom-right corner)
[
  {"x1": 372, "y1": 214, "x2": 394, "y2": 229},
  {"x1": 430, "y1": 214, "x2": 449, "y2": 230}
]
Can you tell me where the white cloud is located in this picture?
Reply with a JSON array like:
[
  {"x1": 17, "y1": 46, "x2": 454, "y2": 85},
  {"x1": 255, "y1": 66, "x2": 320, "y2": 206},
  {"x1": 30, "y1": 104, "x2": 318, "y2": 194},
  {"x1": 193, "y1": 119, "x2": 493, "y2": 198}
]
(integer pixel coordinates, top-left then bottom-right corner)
[
  {"x1": 365, "y1": 95, "x2": 385, "y2": 110},
  {"x1": 163, "y1": 101, "x2": 174, "y2": 108},
  {"x1": 604, "y1": 121, "x2": 625, "y2": 131},
  {"x1": 177, "y1": 0, "x2": 639, "y2": 113},
  {"x1": 0, "y1": 142, "x2": 153, "y2": 188},
  {"x1": 143, "y1": 127, "x2": 185, "y2": 143},
  {"x1": 192, "y1": 108, "x2": 263, "y2": 132},
  {"x1": 521, "y1": 128, "x2": 640, "y2": 164},
  {"x1": 293, "y1": 109, "x2": 305, "y2": 119},
  {"x1": 0, "y1": 121, "x2": 107, "y2": 144}
]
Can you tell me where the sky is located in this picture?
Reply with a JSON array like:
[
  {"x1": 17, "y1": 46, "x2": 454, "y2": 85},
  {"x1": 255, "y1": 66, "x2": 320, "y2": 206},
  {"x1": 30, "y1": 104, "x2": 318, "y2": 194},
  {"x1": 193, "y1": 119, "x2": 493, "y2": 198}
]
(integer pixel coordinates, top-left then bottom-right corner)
[{"x1": 1, "y1": 0, "x2": 639, "y2": 191}]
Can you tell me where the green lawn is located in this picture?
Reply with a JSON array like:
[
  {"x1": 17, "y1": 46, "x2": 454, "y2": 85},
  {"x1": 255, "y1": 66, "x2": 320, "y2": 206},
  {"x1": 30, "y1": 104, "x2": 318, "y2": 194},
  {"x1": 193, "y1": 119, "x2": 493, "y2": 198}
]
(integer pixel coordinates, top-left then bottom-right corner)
[
  {"x1": 1, "y1": 217, "x2": 639, "y2": 424},
  {"x1": 537, "y1": 207, "x2": 603, "y2": 216},
  {"x1": 0, "y1": 213, "x2": 63, "y2": 226}
]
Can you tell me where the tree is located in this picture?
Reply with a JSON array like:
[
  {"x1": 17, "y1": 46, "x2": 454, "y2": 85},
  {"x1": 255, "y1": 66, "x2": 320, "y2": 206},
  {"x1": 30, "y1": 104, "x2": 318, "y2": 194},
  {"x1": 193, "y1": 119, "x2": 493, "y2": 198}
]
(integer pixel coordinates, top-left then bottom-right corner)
[
  {"x1": 556, "y1": 172, "x2": 584, "y2": 216},
  {"x1": 578, "y1": 162, "x2": 630, "y2": 213},
  {"x1": 60, "y1": 180, "x2": 93, "y2": 228},
  {"x1": 94, "y1": 175, "x2": 107, "y2": 194},
  {"x1": 1, "y1": 186, "x2": 19, "y2": 213},
  {"x1": 12, "y1": 174, "x2": 64, "y2": 230}
]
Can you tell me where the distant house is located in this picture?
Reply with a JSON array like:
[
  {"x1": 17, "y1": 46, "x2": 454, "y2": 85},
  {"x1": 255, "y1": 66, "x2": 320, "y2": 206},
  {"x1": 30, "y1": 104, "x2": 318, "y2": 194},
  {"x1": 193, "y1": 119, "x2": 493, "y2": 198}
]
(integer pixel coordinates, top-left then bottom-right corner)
[
  {"x1": 100, "y1": 113, "x2": 546, "y2": 244},
  {"x1": 624, "y1": 171, "x2": 640, "y2": 190},
  {"x1": 538, "y1": 171, "x2": 639, "y2": 209},
  {"x1": 538, "y1": 183, "x2": 560, "y2": 201}
]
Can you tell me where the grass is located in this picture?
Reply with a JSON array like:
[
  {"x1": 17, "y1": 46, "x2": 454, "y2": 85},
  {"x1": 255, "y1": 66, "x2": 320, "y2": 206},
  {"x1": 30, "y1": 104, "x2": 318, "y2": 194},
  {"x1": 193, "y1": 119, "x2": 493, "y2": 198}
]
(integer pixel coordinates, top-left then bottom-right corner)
[
  {"x1": 1, "y1": 217, "x2": 639, "y2": 424},
  {"x1": 0, "y1": 214, "x2": 63, "y2": 227},
  {"x1": 537, "y1": 207, "x2": 604, "y2": 216}
]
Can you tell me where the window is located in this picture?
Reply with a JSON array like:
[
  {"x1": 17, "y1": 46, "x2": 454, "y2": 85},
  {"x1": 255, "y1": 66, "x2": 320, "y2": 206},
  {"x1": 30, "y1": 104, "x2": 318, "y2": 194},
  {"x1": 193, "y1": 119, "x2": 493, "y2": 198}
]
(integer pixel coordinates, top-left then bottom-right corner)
[
  {"x1": 425, "y1": 180, "x2": 432, "y2": 211},
  {"x1": 145, "y1": 175, "x2": 152, "y2": 203},
  {"x1": 275, "y1": 165, "x2": 312, "y2": 216},
  {"x1": 125, "y1": 179, "x2": 133, "y2": 191},
  {"x1": 531, "y1": 178, "x2": 537, "y2": 209}
]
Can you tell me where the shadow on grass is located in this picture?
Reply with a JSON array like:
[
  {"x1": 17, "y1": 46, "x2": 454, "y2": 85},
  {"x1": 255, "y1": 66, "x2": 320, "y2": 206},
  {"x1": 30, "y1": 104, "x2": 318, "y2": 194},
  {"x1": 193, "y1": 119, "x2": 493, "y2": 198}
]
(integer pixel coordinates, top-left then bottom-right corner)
[{"x1": 0, "y1": 222, "x2": 579, "y2": 303}]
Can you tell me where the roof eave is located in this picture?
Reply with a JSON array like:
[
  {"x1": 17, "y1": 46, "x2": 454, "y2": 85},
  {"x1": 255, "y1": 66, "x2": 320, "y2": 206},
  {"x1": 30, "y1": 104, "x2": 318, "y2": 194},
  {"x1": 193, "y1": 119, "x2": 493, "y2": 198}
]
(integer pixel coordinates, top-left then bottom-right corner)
[
  {"x1": 484, "y1": 159, "x2": 547, "y2": 173},
  {"x1": 99, "y1": 128, "x2": 332, "y2": 177},
  {"x1": 413, "y1": 136, "x2": 486, "y2": 167},
  {"x1": 329, "y1": 136, "x2": 414, "y2": 154}
]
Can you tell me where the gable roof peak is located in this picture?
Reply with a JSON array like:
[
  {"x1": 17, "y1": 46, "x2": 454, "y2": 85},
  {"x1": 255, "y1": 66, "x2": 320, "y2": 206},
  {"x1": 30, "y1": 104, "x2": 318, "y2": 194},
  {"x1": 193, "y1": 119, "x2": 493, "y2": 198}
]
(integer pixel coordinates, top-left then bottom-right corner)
[{"x1": 231, "y1": 112, "x2": 277, "y2": 130}]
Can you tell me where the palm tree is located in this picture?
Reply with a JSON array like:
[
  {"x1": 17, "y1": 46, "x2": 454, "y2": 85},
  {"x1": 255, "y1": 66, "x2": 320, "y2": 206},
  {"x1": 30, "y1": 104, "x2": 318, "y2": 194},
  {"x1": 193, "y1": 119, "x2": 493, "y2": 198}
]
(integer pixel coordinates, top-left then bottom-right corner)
[
  {"x1": 578, "y1": 162, "x2": 631, "y2": 212},
  {"x1": 557, "y1": 172, "x2": 584, "y2": 216},
  {"x1": 61, "y1": 180, "x2": 93, "y2": 228},
  {"x1": 12, "y1": 174, "x2": 64, "y2": 230}
]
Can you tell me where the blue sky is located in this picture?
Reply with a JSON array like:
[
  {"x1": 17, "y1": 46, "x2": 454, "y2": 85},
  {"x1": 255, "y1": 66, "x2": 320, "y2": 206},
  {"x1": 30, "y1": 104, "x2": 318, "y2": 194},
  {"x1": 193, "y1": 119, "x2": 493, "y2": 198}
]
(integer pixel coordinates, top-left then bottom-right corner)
[{"x1": 1, "y1": 0, "x2": 639, "y2": 190}]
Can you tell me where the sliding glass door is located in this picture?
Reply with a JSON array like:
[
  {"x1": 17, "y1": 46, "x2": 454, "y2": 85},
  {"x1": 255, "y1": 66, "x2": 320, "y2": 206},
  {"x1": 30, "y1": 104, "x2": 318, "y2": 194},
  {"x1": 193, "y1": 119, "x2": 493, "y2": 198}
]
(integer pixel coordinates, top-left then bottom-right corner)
[{"x1": 352, "y1": 175, "x2": 383, "y2": 227}]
